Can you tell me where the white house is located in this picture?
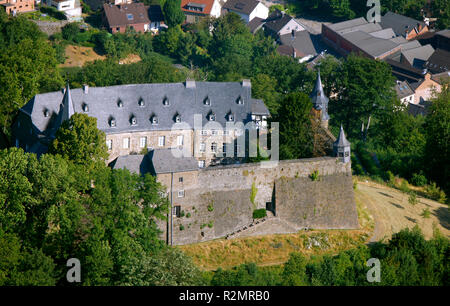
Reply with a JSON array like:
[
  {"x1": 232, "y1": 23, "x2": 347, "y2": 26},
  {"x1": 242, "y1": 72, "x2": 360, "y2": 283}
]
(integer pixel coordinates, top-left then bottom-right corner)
[
  {"x1": 44, "y1": 0, "x2": 82, "y2": 21},
  {"x1": 222, "y1": 0, "x2": 268, "y2": 24}
]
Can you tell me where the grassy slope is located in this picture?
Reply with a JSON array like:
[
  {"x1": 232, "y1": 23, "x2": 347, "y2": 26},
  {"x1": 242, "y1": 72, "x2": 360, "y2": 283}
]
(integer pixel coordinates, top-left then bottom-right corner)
[{"x1": 179, "y1": 178, "x2": 449, "y2": 271}]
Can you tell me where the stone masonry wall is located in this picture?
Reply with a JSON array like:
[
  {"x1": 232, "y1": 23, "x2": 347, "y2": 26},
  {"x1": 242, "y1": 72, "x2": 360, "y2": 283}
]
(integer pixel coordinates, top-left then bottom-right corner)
[{"x1": 159, "y1": 157, "x2": 357, "y2": 245}]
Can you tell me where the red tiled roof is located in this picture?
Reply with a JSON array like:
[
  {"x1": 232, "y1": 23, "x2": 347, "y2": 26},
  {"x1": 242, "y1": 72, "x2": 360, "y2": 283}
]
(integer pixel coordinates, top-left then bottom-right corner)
[{"x1": 181, "y1": 0, "x2": 214, "y2": 15}]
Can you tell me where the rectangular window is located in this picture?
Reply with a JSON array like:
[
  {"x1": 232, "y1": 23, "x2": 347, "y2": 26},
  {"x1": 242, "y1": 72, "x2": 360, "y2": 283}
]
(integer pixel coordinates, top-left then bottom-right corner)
[
  {"x1": 198, "y1": 160, "x2": 205, "y2": 168},
  {"x1": 106, "y1": 139, "x2": 112, "y2": 150},
  {"x1": 222, "y1": 143, "x2": 227, "y2": 153},
  {"x1": 211, "y1": 129, "x2": 219, "y2": 135},
  {"x1": 199, "y1": 142, "x2": 206, "y2": 152},
  {"x1": 211, "y1": 142, "x2": 217, "y2": 153},
  {"x1": 173, "y1": 205, "x2": 181, "y2": 217},
  {"x1": 177, "y1": 135, "x2": 183, "y2": 146},
  {"x1": 223, "y1": 130, "x2": 229, "y2": 136},
  {"x1": 178, "y1": 190, "x2": 185, "y2": 198},
  {"x1": 158, "y1": 136, "x2": 165, "y2": 147},
  {"x1": 123, "y1": 138, "x2": 130, "y2": 149},
  {"x1": 139, "y1": 137, "x2": 147, "y2": 148},
  {"x1": 201, "y1": 130, "x2": 208, "y2": 136},
  {"x1": 179, "y1": 177, "x2": 183, "y2": 183}
]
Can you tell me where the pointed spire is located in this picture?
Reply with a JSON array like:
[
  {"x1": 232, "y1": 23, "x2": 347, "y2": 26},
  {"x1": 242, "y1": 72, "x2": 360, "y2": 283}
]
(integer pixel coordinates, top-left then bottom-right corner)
[
  {"x1": 61, "y1": 83, "x2": 75, "y2": 122},
  {"x1": 310, "y1": 69, "x2": 330, "y2": 122},
  {"x1": 335, "y1": 125, "x2": 350, "y2": 147}
]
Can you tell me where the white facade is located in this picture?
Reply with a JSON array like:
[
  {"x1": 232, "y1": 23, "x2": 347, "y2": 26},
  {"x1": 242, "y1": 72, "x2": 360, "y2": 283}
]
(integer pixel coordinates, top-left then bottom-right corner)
[
  {"x1": 277, "y1": 18, "x2": 306, "y2": 36},
  {"x1": 210, "y1": 0, "x2": 222, "y2": 18},
  {"x1": 45, "y1": 0, "x2": 82, "y2": 20},
  {"x1": 248, "y1": 2, "x2": 268, "y2": 23}
]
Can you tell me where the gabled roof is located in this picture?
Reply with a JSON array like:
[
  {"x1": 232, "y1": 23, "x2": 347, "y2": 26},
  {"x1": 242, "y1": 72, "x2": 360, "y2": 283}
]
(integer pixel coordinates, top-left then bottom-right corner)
[
  {"x1": 342, "y1": 30, "x2": 400, "y2": 58},
  {"x1": 248, "y1": 17, "x2": 264, "y2": 33},
  {"x1": 436, "y1": 29, "x2": 450, "y2": 39},
  {"x1": 251, "y1": 99, "x2": 270, "y2": 115},
  {"x1": 394, "y1": 80, "x2": 414, "y2": 99},
  {"x1": 279, "y1": 31, "x2": 317, "y2": 57},
  {"x1": 103, "y1": 3, "x2": 150, "y2": 27},
  {"x1": 263, "y1": 10, "x2": 303, "y2": 34},
  {"x1": 149, "y1": 149, "x2": 199, "y2": 174},
  {"x1": 334, "y1": 125, "x2": 350, "y2": 147},
  {"x1": 401, "y1": 44, "x2": 435, "y2": 68},
  {"x1": 181, "y1": 0, "x2": 214, "y2": 15},
  {"x1": 223, "y1": 0, "x2": 260, "y2": 15},
  {"x1": 310, "y1": 70, "x2": 329, "y2": 121},
  {"x1": 423, "y1": 49, "x2": 450, "y2": 74},
  {"x1": 380, "y1": 11, "x2": 426, "y2": 37}
]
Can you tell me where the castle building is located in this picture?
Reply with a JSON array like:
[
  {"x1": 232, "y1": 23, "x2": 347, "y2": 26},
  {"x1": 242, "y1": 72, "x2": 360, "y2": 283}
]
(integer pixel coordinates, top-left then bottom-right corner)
[
  {"x1": 12, "y1": 80, "x2": 270, "y2": 167},
  {"x1": 310, "y1": 69, "x2": 330, "y2": 128},
  {"x1": 333, "y1": 125, "x2": 351, "y2": 163}
]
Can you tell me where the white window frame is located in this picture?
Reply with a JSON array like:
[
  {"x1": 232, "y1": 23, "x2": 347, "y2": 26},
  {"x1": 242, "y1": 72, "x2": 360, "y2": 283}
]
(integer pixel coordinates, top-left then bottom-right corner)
[
  {"x1": 139, "y1": 137, "x2": 147, "y2": 148},
  {"x1": 158, "y1": 136, "x2": 165, "y2": 147},
  {"x1": 199, "y1": 142, "x2": 206, "y2": 152},
  {"x1": 123, "y1": 138, "x2": 130, "y2": 149},
  {"x1": 211, "y1": 142, "x2": 217, "y2": 153},
  {"x1": 177, "y1": 135, "x2": 183, "y2": 146},
  {"x1": 178, "y1": 190, "x2": 185, "y2": 198},
  {"x1": 106, "y1": 139, "x2": 113, "y2": 150},
  {"x1": 198, "y1": 160, "x2": 205, "y2": 168}
]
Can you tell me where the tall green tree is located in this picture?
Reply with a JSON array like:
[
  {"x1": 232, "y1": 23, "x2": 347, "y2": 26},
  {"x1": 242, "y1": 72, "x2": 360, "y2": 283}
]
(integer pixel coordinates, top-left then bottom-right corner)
[
  {"x1": 49, "y1": 113, "x2": 108, "y2": 167},
  {"x1": 275, "y1": 92, "x2": 314, "y2": 159},
  {"x1": 163, "y1": 0, "x2": 185, "y2": 28}
]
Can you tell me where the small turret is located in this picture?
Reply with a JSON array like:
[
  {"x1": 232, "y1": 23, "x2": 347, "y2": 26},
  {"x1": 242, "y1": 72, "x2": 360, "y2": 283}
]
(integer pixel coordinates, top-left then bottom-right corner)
[
  {"x1": 333, "y1": 125, "x2": 351, "y2": 163},
  {"x1": 310, "y1": 69, "x2": 330, "y2": 128}
]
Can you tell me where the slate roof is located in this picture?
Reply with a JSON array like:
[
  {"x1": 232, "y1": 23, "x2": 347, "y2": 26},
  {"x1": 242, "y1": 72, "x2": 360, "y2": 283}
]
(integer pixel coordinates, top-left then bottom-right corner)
[
  {"x1": 342, "y1": 30, "x2": 400, "y2": 58},
  {"x1": 394, "y1": 80, "x2": 415, "y2": 99},
  {"x1": 436, "y1": 29, "x2": 450, "y2": 39},
  {"x1": 369, "y1": 28, "x2": 396, "y2": 39},
  {"x1": 380, "y1": 11, "x2": 426, "y2": 38},
  {"x1": 327, "y1": 17, "x2": 367, "y2": 32},
  {"x1": 222, "y1": 0, "x2": 260, "y2": 15},
  {"x1": 19, "y1": 81, "x2": 266, "y2": 136},
  {"x1": 423, "y1": 49, "x2": 450, "y2": 74},
  {"x1": 334, "y1": 125, "x2": 350, "y2": 147},
  {"x1": 278, "y1": 31, "x2": 317, "y2": 57},
  {"x1": 401, "y1": 44, "x2": 435, "y2": 68},
  {"x1": 110, "y1": 154, "x2": 152, "y2": 175},
  {"x1": 248, "y1": 17, "x2": 264, "y2": 33},
  {"x1": 148, "y1": 148, "x2": 199, "y2": 174},
  {"x1": 310, "y1": 70, "x2": 329, "y2": 121},
  {"x1": 263, "y1": 10, "x2": 304, "y2": 35},
  {"x1": 103, "y1": 3, "x2": 150, "y2": 27}
]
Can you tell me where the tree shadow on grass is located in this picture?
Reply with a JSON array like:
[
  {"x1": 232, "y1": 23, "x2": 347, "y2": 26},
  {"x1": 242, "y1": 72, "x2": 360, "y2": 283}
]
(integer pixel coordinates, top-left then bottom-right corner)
[
  {"x1": 379, "y1": 192, "x2": 394, "y2": 198},
  {"x1": 405, "y1": 216, "x2": 417, "y2": 223},
  {"x1": 434, "y1": 207, "x2": 450, "y2": 230},
  {"x1": 390, "y1": 202, "x2": 404, "y2": 209}
]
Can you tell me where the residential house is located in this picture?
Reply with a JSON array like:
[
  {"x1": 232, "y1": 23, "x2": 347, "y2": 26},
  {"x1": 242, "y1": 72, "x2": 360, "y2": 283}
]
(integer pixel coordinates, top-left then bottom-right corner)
[
  {"x1": 262, "y1": 9, "x2": 306, "y2": 38},
  {"x1": 222, "y1": 0, "x2": 268, "y2": 24},
  {"x1": 394, "y1": 80, "x2": 415, "y2": 105},
  {"x1": 409, "y1": 72, "x2": 442, "y2": 104},
  {"x1": 0, "y1": 0, "x2": 34, "y2": 15},
  {"x1": 380, "y1": 11, "x2": 429, "y2": 40},
  {"x1": 12, "y1": 80, "x2": 270, "y2": 168},
  {"x1": 103, "y1": 3, "x2": 164, "y2": 34},
  {"x1": 277, "y1": 30, "x2": 317, "y2": 63},
  {"x1": 180, "y1": 0, "x2": 222, "y2": 23},
  {"x1": 44, "y1": 0, "x2": 82, "y2": 21}
]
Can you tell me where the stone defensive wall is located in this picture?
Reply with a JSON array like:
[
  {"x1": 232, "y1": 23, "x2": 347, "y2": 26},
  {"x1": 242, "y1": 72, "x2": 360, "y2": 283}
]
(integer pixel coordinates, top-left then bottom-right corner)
[{"x1": 160, "y1": 157, "x2": 359, "y2": 245}]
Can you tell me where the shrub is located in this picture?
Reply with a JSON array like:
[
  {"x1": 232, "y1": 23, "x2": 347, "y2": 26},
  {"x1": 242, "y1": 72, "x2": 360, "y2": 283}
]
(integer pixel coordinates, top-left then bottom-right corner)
[
  {"x1": 411, "y1": 172, "x2": 427, "y2": 187},
  {"x1": 207, "y1": 221, "x2": 214, "y2": 228},
  {"x1": 399, "y1": 179, "x2": 410, "y2": 193},
  {"x1": 253, "y1": 209, "x2": 267, "y2": 219},
  {"x1": 207, "y1": 202, "x2": 214, "y2": 212},
  {"x1": 250, "y1": 182, "x2": 258, "y2": 208},
  {"x1": 408, "y1": 192, "x2": 418, "y2": 206},
  {"x1": 186, "y1": 212, "x2": 191, "y2": 218},
  {"x1": 309, "y1": 170, "x2": 319, "y2": 181},
  {"x1": 421, "y1": 208, "x2": 431, "y2": 218},
  {"x1": 425, "y1": 182, "x2": 447, "y2": 204},
  {"x1": 385, "y1": 171, "x2": 395, "y2": 186},
  {"x1": 179, "y1": 224, "x2": 185, "y2": 231}
]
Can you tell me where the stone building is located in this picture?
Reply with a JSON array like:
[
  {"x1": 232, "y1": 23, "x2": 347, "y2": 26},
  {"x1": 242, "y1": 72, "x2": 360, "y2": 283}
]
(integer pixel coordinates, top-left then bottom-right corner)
[
  {"x1": 333, "y1": 125, "x2": 351, "y2": 163},
  {"x1": 12, "y1": 80, "x2": 270, "y2": 167}
]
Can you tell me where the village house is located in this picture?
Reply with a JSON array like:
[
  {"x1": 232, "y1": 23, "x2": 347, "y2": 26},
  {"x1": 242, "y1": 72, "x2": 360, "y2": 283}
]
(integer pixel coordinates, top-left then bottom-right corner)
[
  {"x1": 180, "y1": 0, "x2": 222, "y2": 23},
  {"x1": 0, "y1": 0, "x2": 34, "y2": 15},
  {"x1": 43, "y1": 0, "x2": 82, "y2": 21},
  {"x1": 222, "y1": 0, "x2": 268, "y2": 24},
  {"x1": 103, "y1": 2, "x2": 164, "y2": 34},
  {"x1": 394, "y1": 80, "x2": 415, "y2": 106},
  {"x1": 262, "y1": 9, "x2": 306, "y2": 38}
]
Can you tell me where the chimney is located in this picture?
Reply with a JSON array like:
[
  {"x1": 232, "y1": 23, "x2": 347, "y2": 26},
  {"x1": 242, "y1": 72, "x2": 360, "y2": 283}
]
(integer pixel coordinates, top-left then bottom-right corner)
[
  {"x1": 83, "y1": 84, "x2": 89, "y2": 94},
  {"x1": 185, "y1": 79, "x2": 196, "y2": 88},
  {"x1": 242, "y1": 79, "x2": 251, "y2": 88}
]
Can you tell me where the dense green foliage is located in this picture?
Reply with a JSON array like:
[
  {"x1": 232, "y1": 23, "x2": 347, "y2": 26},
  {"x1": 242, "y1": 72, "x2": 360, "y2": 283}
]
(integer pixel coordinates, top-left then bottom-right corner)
[
  {"x1": 252, "y1": 209, "x2": 267, "y2": 219},
  {"x1": 163, "y1": 0, "x2": 185, "y2": 28},
  {"x1": 210, "y1": 227, "x2": 450, "y2": 286}
]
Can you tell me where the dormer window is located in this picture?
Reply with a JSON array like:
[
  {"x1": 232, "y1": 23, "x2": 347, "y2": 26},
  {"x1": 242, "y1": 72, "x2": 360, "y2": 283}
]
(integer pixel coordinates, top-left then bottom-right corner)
[
  {"x1": 109, "y1": 117, "x2": 116, "y2": 127},
  {"x1": 130, "y1": 115, "x2": 137, "y2": 125},
  {"x1": 43, "y1": 109, "x2": 49, "y2": 117},
  {"x1": 82, "y1": 103, "x2": 89, "y2": 112},
  {"x1": 174, "y1": 113, "x2": 181, "y2": 123},
  {"x1": 117, "y1": 99, "x2": 123, "y2": 108},
  {"x1": 208, "y1": 112, "x2": 216, "y2": 121},
  {"x1": 163, "y1": 97, "x2": 169, "y2": 106},
  {"x1": 138, "y1": 98, "x2": 145, "y2": 107},
  {"x1": 227, "y1": 112, "x2": 234, "y2": 121},
  {"x1": 203, "y1": 96, "x2": 211, "y2": 106},
  {"x1": 237, "y1": 96, "x2": 244, "y2": 105},
  {"x1": 151, "y1": 115, "x2": 158, "y2": 125}
]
